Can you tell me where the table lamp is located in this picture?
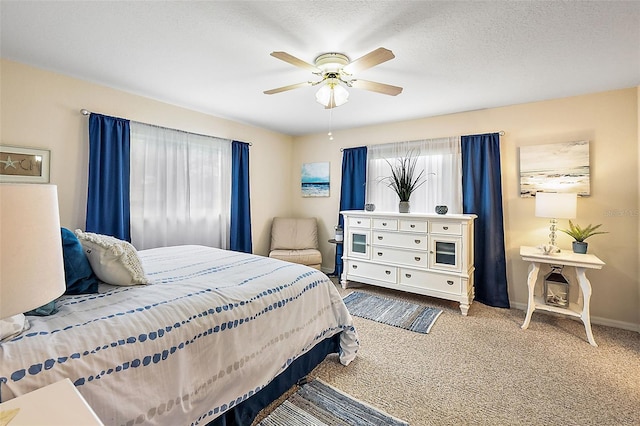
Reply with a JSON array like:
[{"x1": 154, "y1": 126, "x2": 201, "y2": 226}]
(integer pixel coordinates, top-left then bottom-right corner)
[
  {"x1": 535, "y1": 192, "x2": 577, "y2": 246},
  {"x1": 0, "y1": 184, "x2": 66, "y2": 340}
]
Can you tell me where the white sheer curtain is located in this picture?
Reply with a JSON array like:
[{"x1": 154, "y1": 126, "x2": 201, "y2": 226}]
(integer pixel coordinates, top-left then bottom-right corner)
[
  {"x1": 366, "y1": 137, "x2": 463, "y2": 214},
  {"x1": 129, "y1": 122, "x2": 232, "y2": 250}
]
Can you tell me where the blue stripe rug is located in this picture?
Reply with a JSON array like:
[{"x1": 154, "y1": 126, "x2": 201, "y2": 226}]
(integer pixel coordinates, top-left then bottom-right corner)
[
  {"x1": 343, "y1": 291, "x2": 443, "y2": 334},
  {"x1": 257, "y1": 379, "x2": 408, "y2": 426}
]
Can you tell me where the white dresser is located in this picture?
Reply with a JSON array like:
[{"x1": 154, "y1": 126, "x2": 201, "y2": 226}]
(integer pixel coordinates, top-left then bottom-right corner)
[{"x1": 340, "y1": 210, "x2": 477, "y2": 315}]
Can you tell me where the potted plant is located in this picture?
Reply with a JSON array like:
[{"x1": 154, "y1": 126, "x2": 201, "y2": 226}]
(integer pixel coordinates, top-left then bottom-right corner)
[
  {"x1": 381, "y1": 149, "x2": 427, "y2": 213},
  {"x1": 560, "y1": 220, "x2": 608, "y2": 253}
]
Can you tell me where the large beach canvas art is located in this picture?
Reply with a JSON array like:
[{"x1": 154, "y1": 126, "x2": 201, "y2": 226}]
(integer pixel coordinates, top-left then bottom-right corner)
[
  {"x1": 301, "y1": 162, "x2": 330, "y2": 197},
  {"x1": 519, "y1": 140, "x2": 590, "y2": 197}
]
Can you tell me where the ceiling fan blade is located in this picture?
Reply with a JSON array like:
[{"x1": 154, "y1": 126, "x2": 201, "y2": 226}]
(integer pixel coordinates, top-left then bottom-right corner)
[
  {"x1": 343, "y1": 47, "x2": 395, "y2": 74},
  {"x1": 351, "y1": 79, "x2": 403, "y2": 96},
  {"x1": 263, "y1": 81, "x2": 311, "y2": 95},
  {"x1": 270, "y1": 51, "x2": 320, "y2": 72}
]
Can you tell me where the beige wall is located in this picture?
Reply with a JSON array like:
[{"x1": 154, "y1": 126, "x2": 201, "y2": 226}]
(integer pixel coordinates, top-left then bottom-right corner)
[
  {"x1": 0, "y1": 59, "x2": 294, "y2": 256},
  {"x1": 292, "y1": 88, "x2": 640, "y2": 330},
  {"x1": 2, "y1": 59, "x2": 638, "y2": 330}
]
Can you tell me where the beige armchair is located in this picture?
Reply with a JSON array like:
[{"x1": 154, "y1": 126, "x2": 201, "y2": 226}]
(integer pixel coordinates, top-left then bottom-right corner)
[{"x1": 268, "y1": 217, "x2": 322, "y2": 270}]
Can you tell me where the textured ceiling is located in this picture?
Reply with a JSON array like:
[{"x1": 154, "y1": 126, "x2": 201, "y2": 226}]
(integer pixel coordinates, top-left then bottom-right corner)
[{"x1": 1, "y1": 1, "x2": 639, "y2": 136}]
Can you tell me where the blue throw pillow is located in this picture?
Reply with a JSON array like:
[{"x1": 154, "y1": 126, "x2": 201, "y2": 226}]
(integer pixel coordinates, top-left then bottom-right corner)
[
  {"x1": 26, "y1": 300, "x2": 57, "y2": 316},
  {"x1": 61, "y1": 227, "x2": 100, "y2": 295}
]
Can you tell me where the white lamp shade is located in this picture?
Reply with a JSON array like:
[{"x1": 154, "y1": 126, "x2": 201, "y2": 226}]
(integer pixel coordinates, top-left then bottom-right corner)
[
  {"x1": 0, "y1": 184, "x2": 66, "y2": 319},
  {"x1": 315, "y1": 84, "x2": 332, "y2": 106},
  {"x1": 331, "y1": 84, "x2": 349, "y2": 106},
  {"x1": 315, "y1": 81, "x2": 349, "y2": 108},
  {"x1": 535, "y1": 192, "x2": 577, "y2": 219}
]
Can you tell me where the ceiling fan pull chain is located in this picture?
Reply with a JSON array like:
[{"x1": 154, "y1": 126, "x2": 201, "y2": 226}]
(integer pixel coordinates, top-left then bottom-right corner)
[{"x1": 328, "y1": 107, "x2": 334, "y2": 141}]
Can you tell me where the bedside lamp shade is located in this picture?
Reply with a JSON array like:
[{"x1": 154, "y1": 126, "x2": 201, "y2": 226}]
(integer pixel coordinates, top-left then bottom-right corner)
[
  {"x1": 0, "y1": 184, "x2": 66, "y2": 320},
  {"x1": 535, "y1": 192, "x2": 577, "y2": 219},
  {"x1": 535, "y1": 192, "x2": 577, "y2": 246}
]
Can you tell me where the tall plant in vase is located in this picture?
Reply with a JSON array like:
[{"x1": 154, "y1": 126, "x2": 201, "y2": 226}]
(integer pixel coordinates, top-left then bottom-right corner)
[{"x1": 382, "y1": 149, "x2": 427, "y2": 213}]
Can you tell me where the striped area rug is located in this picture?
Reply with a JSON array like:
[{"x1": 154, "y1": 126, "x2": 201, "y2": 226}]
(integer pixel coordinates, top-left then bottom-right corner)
[
  {"x1": 343, "y1": 291, "x2": 443, "y2": 334},
  {"x1": 257, "y1": 379, "x2": 408, "y2": 426}
]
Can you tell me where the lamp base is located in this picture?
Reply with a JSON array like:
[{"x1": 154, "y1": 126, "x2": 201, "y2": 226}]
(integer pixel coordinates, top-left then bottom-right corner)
[{"x1": 548, "y1": 218, "x2": 558, "y2": 246}]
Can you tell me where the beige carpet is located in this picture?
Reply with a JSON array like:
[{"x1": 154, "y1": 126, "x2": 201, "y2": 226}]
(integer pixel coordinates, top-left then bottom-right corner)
[{"x1": 254, "y1": 280, "x2": 640, "y2": 426}]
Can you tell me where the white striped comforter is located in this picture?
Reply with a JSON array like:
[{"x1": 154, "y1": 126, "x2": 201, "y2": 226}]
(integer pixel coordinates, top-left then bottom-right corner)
[{"x1": 0, "y1": 246, "x2": 358, "y2": 425}]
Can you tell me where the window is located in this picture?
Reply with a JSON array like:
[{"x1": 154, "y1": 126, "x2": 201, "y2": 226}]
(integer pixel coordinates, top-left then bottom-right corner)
[
  {"x1": 129, "y1": 122, "x2": 232, "y2": 250},
  {"x1": 366, "y1": 137, "x2": 462, "y2": 214}
]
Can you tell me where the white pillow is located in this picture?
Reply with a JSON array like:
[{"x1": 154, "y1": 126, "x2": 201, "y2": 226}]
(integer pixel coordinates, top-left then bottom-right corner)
[{"x1": 75, "y1": 230, "x2": 149, "y2": 286}]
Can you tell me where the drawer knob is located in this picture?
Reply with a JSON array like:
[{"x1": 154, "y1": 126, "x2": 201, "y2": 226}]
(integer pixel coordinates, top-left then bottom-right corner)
[
  {"x1": 447, "y1": 280, "x2": 454, "y2": 285},
  {"x1": 378, "y1": 236, "x2": 383, "y2": 240},
  {"x1": 410, "y1": 224, "x2": 416, "y2": 228},
  {"x1": 443, "y1": 226, "x2": 449, "y2": 230},
  {"x1": 382, "y1": 222, "x2": 387, "y2": 226},
  {"x1": 414, "y1": 256, "x2": 421, "y2": 261},
  {"x1": 405, "y1": 273, "x2": 412, "y2": 278},
  {"x1": 377, "y1": 252, "x2": 383, "y2": 256},
  {"x1": 385, "y1": 270, "x2": 391, "y2": 275},
  {"x1": 357, "y1": 220, "x2": 361, "y2": 224},
  {"x1": 352, "y1": 265, "x2": 358, "y2": 269},
  {"x1": 414, "y1": 239, "x2": 421, "y2": 244}
]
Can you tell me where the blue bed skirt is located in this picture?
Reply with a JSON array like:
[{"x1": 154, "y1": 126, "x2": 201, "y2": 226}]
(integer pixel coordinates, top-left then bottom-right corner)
[{"x1": 206, "y1": 333, "x2": 341, "y2": 426}]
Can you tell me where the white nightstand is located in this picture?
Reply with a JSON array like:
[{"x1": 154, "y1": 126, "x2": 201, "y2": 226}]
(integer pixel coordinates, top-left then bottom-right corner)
[
  {"x1": 0, "y1": 378, "x2": 104, "y2": 425},
  {"x1": 520, "y1": 246, "x2": 605, "y2": 346}
]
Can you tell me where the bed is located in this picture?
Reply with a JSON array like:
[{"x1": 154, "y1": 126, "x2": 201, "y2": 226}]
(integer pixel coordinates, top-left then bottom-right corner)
[{"x1": 0, "y1": 245, "x2": 359, "y2": 425}]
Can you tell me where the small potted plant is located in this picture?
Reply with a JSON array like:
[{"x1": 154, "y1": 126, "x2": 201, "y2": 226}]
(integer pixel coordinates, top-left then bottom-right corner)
[
  {"x1": 560, "y1": 220, "x2": 608, "y2": 253},
  {"x1": 382, "y1": 149, "x2": 427, "y2": 213}
]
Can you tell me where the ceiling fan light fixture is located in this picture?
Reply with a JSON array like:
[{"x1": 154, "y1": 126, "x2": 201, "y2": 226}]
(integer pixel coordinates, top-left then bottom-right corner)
[
  {"x1": 314, "y1": 53, "x2": 350, "y2": 73},
  {"x1": 265, "y1": 48, "x2": 401, "y2": 107},
  {"x1": 315, "y1": 81, "x2": 349, "y2": 108}
]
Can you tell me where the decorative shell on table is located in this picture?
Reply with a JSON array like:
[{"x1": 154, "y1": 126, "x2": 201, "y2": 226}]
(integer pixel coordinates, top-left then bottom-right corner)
[{"x1": 537, "y1": 244, "x2": 560, "y2": 255}]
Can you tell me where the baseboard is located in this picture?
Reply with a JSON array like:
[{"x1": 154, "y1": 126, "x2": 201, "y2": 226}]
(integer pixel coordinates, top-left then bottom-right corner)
[{"x1": 509, "y1": 301, "x2": 640, "y2": 333}]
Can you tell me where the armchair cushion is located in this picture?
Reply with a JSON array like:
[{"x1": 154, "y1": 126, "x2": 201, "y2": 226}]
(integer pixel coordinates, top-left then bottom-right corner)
[
  {"x1": 270, "y1": 217, "x2": 319, "y2": 250},
  {"x1": 269, "y1": 249, "x2": 322, "y2": 269},
  {"x1": 269, "y1": 217, "x2": 322, "y2": 269}
]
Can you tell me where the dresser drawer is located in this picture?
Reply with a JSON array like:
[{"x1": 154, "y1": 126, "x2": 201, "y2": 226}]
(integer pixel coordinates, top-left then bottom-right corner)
[
  {"x1": 348, "y1": 217, "x2": 371, "y2": 228},
  {"x1": 372, "y1": 218, "x2": 398, "y2": 231},
  {"x1": 372, "y1": 231, "x2": 427, "y2": 250},
  {"x1": 399, "y1": 269, "x2": 462, "y2": 295},
  {"x1": 429, "y1": 221, "x2": 462, "y2": 235},
  {"x1": 347, "y1": 261, "x2": 396, "y2": 283},
  {"x1": 399, "y1": 219, "x2": 428, "y2": 233},
  {"x1": 371, "y1": 247, "x2": 428, "y2": 268}
]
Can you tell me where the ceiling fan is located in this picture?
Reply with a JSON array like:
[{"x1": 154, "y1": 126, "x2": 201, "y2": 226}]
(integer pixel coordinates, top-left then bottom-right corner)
[{"x1": 264, "y1": 47, "x2": 403, "y2": 109}]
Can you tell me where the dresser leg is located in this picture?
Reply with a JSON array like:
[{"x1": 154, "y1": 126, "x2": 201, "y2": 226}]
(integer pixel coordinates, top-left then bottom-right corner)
[
  {"x1": 459, "y1": 302, "x2": 469, "y2": 316},
  {"x1": 340, "y1": 275, "x2": 349, "y2": 289}
]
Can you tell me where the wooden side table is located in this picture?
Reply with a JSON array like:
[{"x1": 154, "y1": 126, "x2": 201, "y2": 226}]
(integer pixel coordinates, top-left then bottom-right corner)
[
  {"x1": 0, "y1": 378, "x2": 104, "y2": 425},
  {"x1": 520, "y1": 246, "x2": 605, "y2": 346}
]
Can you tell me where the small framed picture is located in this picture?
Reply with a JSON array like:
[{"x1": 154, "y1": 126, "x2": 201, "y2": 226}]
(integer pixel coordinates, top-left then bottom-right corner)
[
  {"x1": 301, "y1": 162, "x2": 330, "y2": 197},
  {"x1": 0, "y1": 145, "x2": 50, "y2": 183}
]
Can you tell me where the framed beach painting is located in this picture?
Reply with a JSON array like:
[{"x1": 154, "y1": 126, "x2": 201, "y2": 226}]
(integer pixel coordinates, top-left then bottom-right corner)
[
  {"x1": 301, "y1": 162, "x2": 330, "y2": 197},
  {"x1": 519, "y1": 140, "x2": 590, "y2": 197},
  {"x1": 0, "y1": 145, "x2": 50, "y2": 183}
]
